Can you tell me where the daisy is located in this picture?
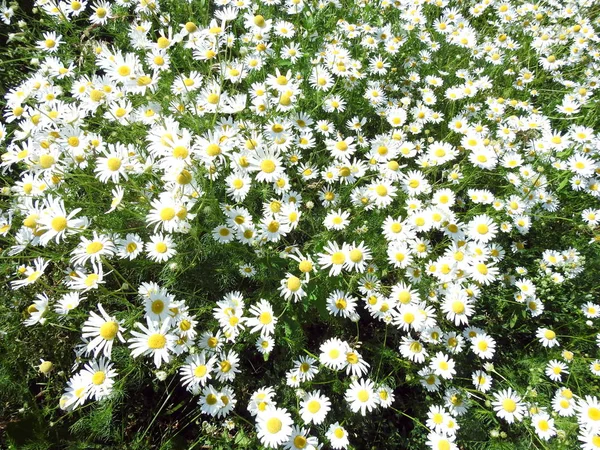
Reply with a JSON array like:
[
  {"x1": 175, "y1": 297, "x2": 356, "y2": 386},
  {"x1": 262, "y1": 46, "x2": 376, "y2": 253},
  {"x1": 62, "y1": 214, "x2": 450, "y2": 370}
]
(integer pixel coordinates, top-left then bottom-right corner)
[
  {"x1": 37, "y1": 31, "x2": 62, "y2": 53},
  {"x1": 368, "y1": 179, "x2": 397, "y2": 208},
  {"x1": 216, "y1": 385, "x2": 237, "y2": 418},
  {"x1": 467, "y1": 214, "x2": 498, "y2": 243},
  {"x1": 430, "y1": 352, "x2": 456, "y2": 380},
  {"x1": 256, "y1": 335, "x2": 274, "y2": 354},
  {"x1": 94, "y1": 143, "x2": 132, "y2": 183},
  {"x1": 326, "y1": 422, "x2": 349, "y2": 449},
  {"x1": 345, "y1": 378, "x2": 378, "y2": 416},
  {"x1": 54, "y1": 292, "x2": 82, "y2": 315},
  {"x1": 146, "y1": 233, "x2": 177, "y2": 262},
  {"x1": 70, "y1": 232, "x2": 115, "y2": 269},
  {"x1": 146, "y1": 196, "x2": 185, "y2": 233},
  {"x1": 471, "y1": 333, "x2": 496, "y2": 359},
  {"x1": 536, "y1": 327, "x2": 559, "y2": 348},
  {"x1": 199, "y1": 384, "x2": 224, "y2": 416},
  {"x1": 215, "y1": 350, "x2": 241, "y2": 383},
  {"x1": 247, "y1": 387, "x2": 276, "y2": 417},
  {"x1": 578, "y1": 429, "x2": 600, "y2": 449},
  {"x1": 492, "y1": 388, "x2": 526, "y2": 424},
  {"x1": 128, "y1": 317, "x2": 177, "y2": 368},
  {"x1": 180, "y1": 352, "x2": 217, "y2": 391},
  {"x1": 225, "y1": 172, "x2": 252, "y2": 202},
  {"x1": 278, "y1": 273, "x2": 306, "y2": 302},
  {"x1": 387, "y1": 242, "x2": 414, "y2": 269},
  {"x1": 198, "y1": 330, "x2": 224, "y2": 353},
  {"x1": 293, "y1": 356, "x2": 318, "y2": 382},
  {"x1": 426, "y1": 405, "x2": 450, "y2": 434},
  {"x1": 259, "y1": 217, "x2": 289, "y2": 242},
  {"x1": 299, "y1": 390, "x2": 331, "y2": 425},
  {"x1": 441, "y1": 293, "x2": 474, "y2": 326},
  {"x1": 319, "y1": 338, "x2": 349, "y2": 371},
  {"x1": 531, "y1": 412, "x2": 557, "y2": 441},
  {"x1": 546, "y1": 359, "x2": 569, "y2": 382},
  {"x1": 107, "y1": 186, "x2": 125, "y2": 213},
  {"x1": 213, "y1": 225, "x2": 235, "y2": 243},
  {"x1": 246, "y1": 299, "x2": 278, "y2": 336},
  {"x1": 324, "y1": 209, "x2": 350, "y2": 231},
  {"x1": 284, "y1": 426, "x2": 318, "y2": 450},
  {"x1": 309, "y1": 65, "x2": 334, "y2": 91},
  {"x1": 90, "y1": 0, "x2": 111, "y2": 25},
  {"x1": 81, "y1": 304, "x2": 125, "y2": 358},
  {"x1": 590, "y1": 360, "x2": 600, "y2": 376},
  {"x1": 67, "y1": 267, "x2": 106, "y2": 292},
  {"x1": 426, "y1": 432, "x2": 458, "y2": 450},
  {"x1": 11, "y1": 257, "x2": 49, "y2": 290},
  {"x1": 116, "y1": 233, "x2": 144, "y2": 260},
  {"x1": 553, "y1": 388, "x2": 576, "y2": 417},
  {"x1": 326, "y1": 290, "x2": 357, "y2": 319},
  {"x1": 248, "y1": 148, "x2": 285, "y2": 183},
  {"x1": 80, "y1": 357, "x2": 117, "y2": 400},
  {"x1": 472, "y1": 370, "x2": 493, "y2": 393},
  {"x1": 576, "y1": 396, "x2": 600, "y2": 431},
  {"x1": 144, "y1": 290, "x2": 174, "y2": 322},
  {"x1": 37, "y1": 197, "x2": 86, "y2": 245},
  {"x1": 377, "y1": 385, "x2": 395, "y2": 408},
  {"x1": 318, "y1": 241, "x2": 348, "y2": 276},
  {"x1": 468, "y1": 259, "x2": 499, "y2": 285},
  {"x1": 387, "y1": 107, "x2": 407, "y2": 127},
  {"x1": 419, "y1": 367, "x2": 442, "y2": 392},
  {"x1": 23, "y1": 293, "x2": 49, "y2": 326},
  {"x1": 399, "y1": 336, "x2": 428, "y2": 363},
  {"x1": 256, "y1": 407, "x2": 294, "y2": 449},
  {"x1": 394, "y1": 303, "x2": 425, "y2": 332},
  {"x1": 582, "y1": 302, "x2": 600, "y2": 318},
  {"x1": 287, "y1": 250, "x2": 315, "y2": 282},
  {"x1": 59, "y1": 373, "x2": 91, "y2": 411},
  {"x1": 344, "y1": 348, "x2": 370, "y2": 377}
]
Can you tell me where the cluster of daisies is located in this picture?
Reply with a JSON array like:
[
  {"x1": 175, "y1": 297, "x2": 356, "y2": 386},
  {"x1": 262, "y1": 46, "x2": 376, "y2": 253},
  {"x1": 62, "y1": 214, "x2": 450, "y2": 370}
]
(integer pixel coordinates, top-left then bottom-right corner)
[{"x1": 1, "y1": 0, "x2": 600, "y2": 448}]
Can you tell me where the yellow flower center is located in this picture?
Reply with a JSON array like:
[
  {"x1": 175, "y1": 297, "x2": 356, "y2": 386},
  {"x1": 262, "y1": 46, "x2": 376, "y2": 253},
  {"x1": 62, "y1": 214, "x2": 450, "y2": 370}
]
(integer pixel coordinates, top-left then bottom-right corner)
[
  {"x1": 293, "y1": 435, "x2": 307, "y2": 448},
  {"x1": 307, "y1": 399, "x2": 321, "y2": 414},
  {"x1": 331, "y1": 251, "x2": 345, "y2": 265},
  {"x1": 266, "y1": 417, "x2": 282, "y2": 434},
  {"x1": 452, "y1": 301, "x2": 465, "y2": 314},
  {"x1": 99, "y1": 321, "x2": 118, "y2": 340},
  {"x1": 117, "y1": 66, "x2": 131, "y2": 77},
  {"x1": 287, "y1": 276, "x2": 301, "y2": 291},
  {"x1": 357, "y1": 390, "x2": 369, "y2": 402},
  {"x1": 107, "y1": 157, "x2": 122, "y2": 171},
  {"x1": 502, "y1": 399, "x2": 517, "y2": 413},
  {"x1": 92, "y1": 371, "x2": 106, "y2": 385},
  {"x1": 477, "y1": 224, "x2": 489, "y2": 234},
  {"x1": 39, "y1": 154, "x2": 55, "y2": 169},
  {"x1": 259, "y1": 312, "x2": 272, "y2": 325},
  {"x1": 51, "y1": 216, "x2": 68, "y2": 232},
  {"x1": 147, "y1": 333, "x2": 167, "y2": 349},
  {"x1": 194, "y1": 365, "x2": 207, "y2": 378},
  {"x1": 157, "y1": 37, "x2": 170, "y2": 49},
  {"x1": 151, "y1": 299, "x2": 165, "y2": 314},
  {"x1": 160, "y1": 207, "x2": 176, "y2": 221},
  {"x1": 261, "y1": 160, "x2": 276, "y2": 173},
  {"x1": 589, "y1": 407, "x2": 600, "y2": 421}
]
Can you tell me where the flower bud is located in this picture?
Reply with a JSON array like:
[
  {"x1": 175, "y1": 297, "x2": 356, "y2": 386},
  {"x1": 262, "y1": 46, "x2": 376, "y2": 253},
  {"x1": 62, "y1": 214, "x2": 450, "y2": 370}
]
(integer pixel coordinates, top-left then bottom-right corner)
[{"x1": 39, "y1": 360, "x2": 53, "y2": 374}]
